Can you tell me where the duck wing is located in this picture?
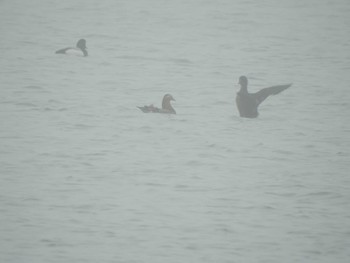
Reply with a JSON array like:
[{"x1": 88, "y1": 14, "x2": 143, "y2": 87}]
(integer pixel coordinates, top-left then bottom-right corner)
[
  {"x1": 253, "y1": 83, "x2": 292, "y2": 106},
  {"x1": 137, "y1": 105, "x2": 160, "y2": 113},
  {"x1": 55, "y1": 47, "x2": 71, "y2": 54}
]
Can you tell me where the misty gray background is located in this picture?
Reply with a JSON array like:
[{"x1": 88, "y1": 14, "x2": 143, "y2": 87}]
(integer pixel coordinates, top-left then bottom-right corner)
[{"x1": 1, "y1": 0, "x2": 350, "y2": 262}]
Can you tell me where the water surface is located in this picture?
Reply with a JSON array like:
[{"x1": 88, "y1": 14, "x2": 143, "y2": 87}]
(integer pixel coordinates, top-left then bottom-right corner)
[{"x1": 1, "y1": 0, "x2": 350, "y2": 262}]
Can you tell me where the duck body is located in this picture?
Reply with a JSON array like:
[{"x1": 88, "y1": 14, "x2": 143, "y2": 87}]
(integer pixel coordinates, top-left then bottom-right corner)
[
  {"x1": 55, "y1": 39, "x2": 88, "y2": 57},
  {"x1": 138, "y1": 94, "x2": 176, "y2": 114},
  {"x1": 236, "y1": 91, "x2": 259, "y2": 118},
  {"x1": 236, "y1": 76, "x2": 291, "y2": 118}
]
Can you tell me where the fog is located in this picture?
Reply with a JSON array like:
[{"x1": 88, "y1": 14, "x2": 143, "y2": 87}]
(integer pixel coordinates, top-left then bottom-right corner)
[{"x1": 1, "y1": 0, "x2": 350, "y2": 262}]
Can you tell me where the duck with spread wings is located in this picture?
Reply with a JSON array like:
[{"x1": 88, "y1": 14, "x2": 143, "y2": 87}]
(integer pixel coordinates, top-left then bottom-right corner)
[{"x1": 236, "y1": 76, "x2": 291, "y2": 118}]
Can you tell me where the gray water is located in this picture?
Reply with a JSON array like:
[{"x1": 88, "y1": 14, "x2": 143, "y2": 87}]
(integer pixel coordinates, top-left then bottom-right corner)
[{"x1": 1, "y1": 0, "x2": 350, "y2": 262}]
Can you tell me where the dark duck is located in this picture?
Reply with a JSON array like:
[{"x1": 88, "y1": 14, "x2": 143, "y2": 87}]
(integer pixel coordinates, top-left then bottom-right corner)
[
  {"x1": 236, "y1": 76, "x2": 291, "y2": 118},
  {"x1": 138, "y1": 94, "x2": 176, "y2": 114},
  {"x1": 55, "y1": 39, "x2": 88, "y2": 57}
]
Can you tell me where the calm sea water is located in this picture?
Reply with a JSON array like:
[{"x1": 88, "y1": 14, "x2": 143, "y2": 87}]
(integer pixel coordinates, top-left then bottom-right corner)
[{"x1": 1, "y1": 0, "x2": 350, "y2": 262}]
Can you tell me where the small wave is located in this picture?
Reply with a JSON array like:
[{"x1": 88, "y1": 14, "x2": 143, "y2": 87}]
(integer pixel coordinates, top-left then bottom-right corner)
[
  {"x1": 38, "y1": 106, "x2": 68, "y2": 112},
  {"x1": 73, "y1": 124, "x2": 95, "y2": 129},
  {"x1": 116, "y1": 55, "x2": 193, "y2": 64},
  {"x1": 274, "y1": 149, "x2": 293, "y2": 155},
  {"x1": 14, "y1": 102, "x2": 37, "y2": 107},
  {"x1": 266, "y1": 192, "x2": 296, "y2": 197},
  {"x1": 303, "y1": 191, "x2": 337, "y2": 197},
  {"x1": 185, "y1": 160, "x2": 202, "y2": 166},
  {"x1": 336, "y1": 151, "x2": 349, "y2": 156},
  {"x1": 22, "y1": 85, "x2": 44, "y2": 90}
]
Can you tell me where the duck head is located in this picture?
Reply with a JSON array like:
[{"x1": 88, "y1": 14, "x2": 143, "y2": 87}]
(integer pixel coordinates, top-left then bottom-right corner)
[
  {"x1": 238, "y1": 75, "x2": 248, "y2": 93},
  {"x1": 162, "y1": 94, "x2": 176, "y2": 113},
  {"x1": 162, "y1": 93, "x2": 175, "y2": 103},
  {"x1": 239, "y1": 76, "x2": 248, "y2": 87},
  {"x1": 76, "y1": 39, "x2": 87, "y2": 50}
]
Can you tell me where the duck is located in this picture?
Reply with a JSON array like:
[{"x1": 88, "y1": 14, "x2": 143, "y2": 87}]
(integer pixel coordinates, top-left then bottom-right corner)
[
  {"x1": 55, "y1": 39, "x2": 88, "y2": 57},
  {"x1": 236, "y1": 76, "x2": 291, "y2": 118},
  {"x1": 138, "y1": 94, "x2": 176, "y2": 114}
]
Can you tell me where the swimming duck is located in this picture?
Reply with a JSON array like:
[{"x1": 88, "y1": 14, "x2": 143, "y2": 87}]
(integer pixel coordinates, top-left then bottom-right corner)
[
  {"x1": 236, "y1": 76, "x2": 291, "y2": 118},
  {"x1": 138, "y1": 94, "x2": 176, "y2": 114},
  {"x1": 55, "y1": 39, "x2": 88, "y2": 57}
]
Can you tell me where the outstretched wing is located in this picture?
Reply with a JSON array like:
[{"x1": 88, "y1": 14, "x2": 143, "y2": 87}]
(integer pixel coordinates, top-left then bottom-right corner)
[{"x1": 253, "y1": 83, "x2": 292, "y2": 106}]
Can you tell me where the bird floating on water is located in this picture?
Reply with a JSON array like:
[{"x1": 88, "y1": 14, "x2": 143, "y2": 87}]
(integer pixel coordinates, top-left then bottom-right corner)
[
  {"x1": 55, "y1": 39, "x2": 88, "y2": 57},
  {"x1": 235, "y1": 76, "x2": 291, "y2": 118},
  {"x1": 137, "y1": 94, "x2": 176, "y2": 114}
]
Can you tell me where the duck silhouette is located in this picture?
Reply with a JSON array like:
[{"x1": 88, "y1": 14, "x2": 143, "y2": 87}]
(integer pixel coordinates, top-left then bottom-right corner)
[
  {"x1": 55, "y1": 39, "x2": 88, "y2": 57},
  {"x1": 236, "y1": 76, "x2": 291, "y2": 118},
  {"x1": 138, "y1": 94, "x2": 176, "y2": 114}
]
